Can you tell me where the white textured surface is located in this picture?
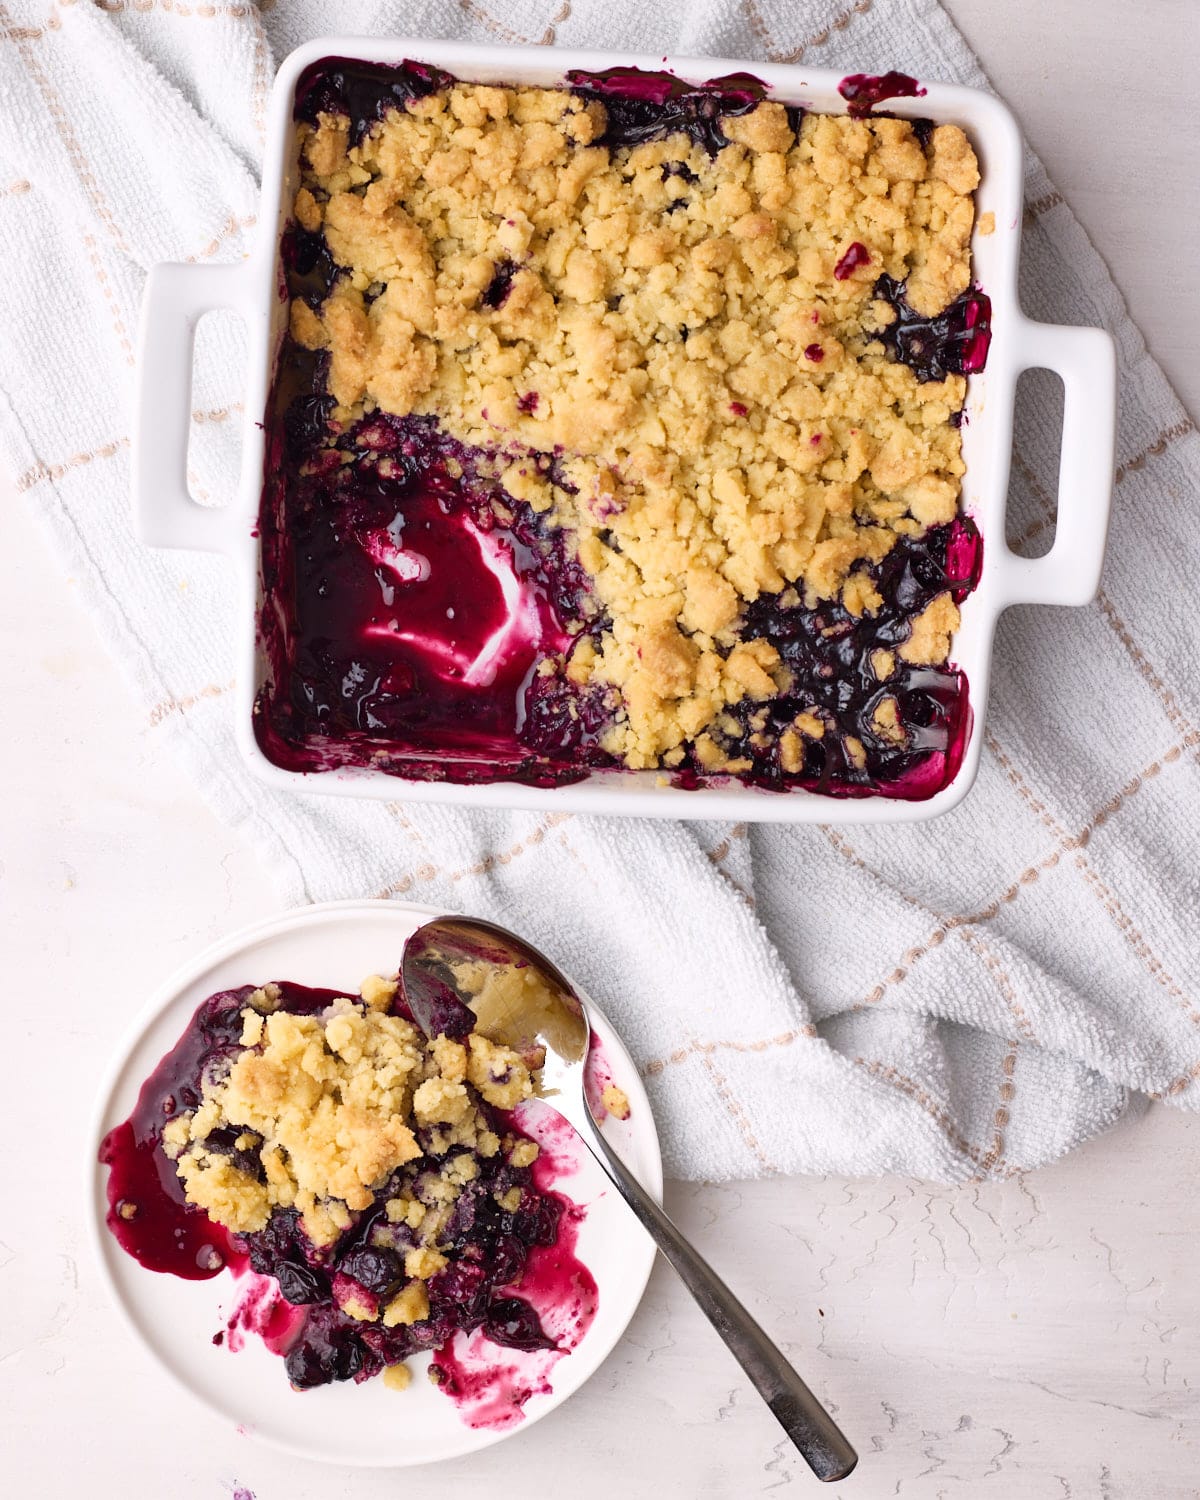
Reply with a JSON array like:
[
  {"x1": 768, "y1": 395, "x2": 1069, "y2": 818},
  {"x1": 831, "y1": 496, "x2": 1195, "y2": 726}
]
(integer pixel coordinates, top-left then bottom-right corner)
[
  {"x1": 3, "y1": 2, "x2": 1199, "y2": 1495},
  {"x1": 1, "y1": 0, "x2": 1196, "y2": 1186},
  {"x1": 945, "y1": 0, "x2": 1200, "y2": 419}
]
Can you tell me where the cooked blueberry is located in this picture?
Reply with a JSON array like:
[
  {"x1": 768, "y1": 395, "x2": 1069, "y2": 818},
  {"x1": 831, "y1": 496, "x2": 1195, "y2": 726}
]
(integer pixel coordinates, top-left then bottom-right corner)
[
  {"x1": 428, "y1": 1260, "x2": 489, "y2": 1318},
  {"x1": 480, "y1": 257, "x2": 518, "y2": 309},
  {"x1": 280, "y1": 226, "x2": 340, "y2": 308},
  {"x1": 339, "y1": 1246, "x2": 404, "y2": 1296},
  {"x1": 274, "y1": 1259, "x2": 328, "y2": 1305},
  {"x1": 201, "y1": 1124, "x2": 264, "y2": 1180},
  {"x1": 284, "y1": 393, "x2": 334, "y2": 460},
  {"x1": 484, "y1": 1296, "x2": 557, "y2": 1351},
  {"x1": 489, "y1": 1232, "x2": 528, "y2": 1286},
  {"x1": 516, "y1": 1193, "x2": 562, "y2": 1247},
  {"x1": 285, "y1": 1326, "x2": 364, "y2": 1388}
]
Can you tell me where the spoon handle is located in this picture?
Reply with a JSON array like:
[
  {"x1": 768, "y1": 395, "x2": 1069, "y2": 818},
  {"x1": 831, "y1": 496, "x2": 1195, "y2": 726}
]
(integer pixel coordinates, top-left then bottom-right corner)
[{"x1": 580, "y1": 1110, "x2": 857, "y2": 1483}]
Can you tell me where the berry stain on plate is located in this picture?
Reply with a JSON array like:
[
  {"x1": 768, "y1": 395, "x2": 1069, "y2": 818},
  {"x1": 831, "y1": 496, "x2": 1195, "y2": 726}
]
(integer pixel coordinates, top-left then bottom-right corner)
[{"x1": 431, "y1": 1107, "x2": 599, "y2": 1429}]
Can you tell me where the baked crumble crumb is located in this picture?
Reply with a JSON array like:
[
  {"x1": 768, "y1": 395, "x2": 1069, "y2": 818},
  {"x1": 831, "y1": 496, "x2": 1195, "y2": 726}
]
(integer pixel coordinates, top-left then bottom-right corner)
[
  {"x1": 870, "y1": 695, "x2": 907, "y2": 746},
  {"x1": 383, "y1": 1281, "x2": 429, "y2": 1327},
  {"x1": 898, "y1": 592, "x2": 960, "y2": 664},
  {"x1": 360, "y1": 972, "x2": 398, "y2": 1011},
  {"x1": 287, "y1": 77, "x2": 981, "y2": 776},
  {"x1": 600, "y1": 1084, "x2": 631, "y2": 1120},
  {"x1": 382, "y1": 1361, "x2": 413, "y2": 1390},
  {"x1": 508, "y1": 1139, "x2": 540, "y2": 1169}
]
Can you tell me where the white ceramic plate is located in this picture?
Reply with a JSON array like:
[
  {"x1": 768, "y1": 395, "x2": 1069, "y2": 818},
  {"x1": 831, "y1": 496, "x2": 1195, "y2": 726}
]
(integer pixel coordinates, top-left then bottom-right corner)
[{"x1": 87, "y1": 899, "x2": 663, "y2": 1466}]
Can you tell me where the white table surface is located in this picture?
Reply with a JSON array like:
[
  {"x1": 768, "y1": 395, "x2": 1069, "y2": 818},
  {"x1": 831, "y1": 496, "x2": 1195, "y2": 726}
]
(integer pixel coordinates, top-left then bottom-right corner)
[{"x1": 3, "y1": 4, "x2": 1198, "y2": 1496}]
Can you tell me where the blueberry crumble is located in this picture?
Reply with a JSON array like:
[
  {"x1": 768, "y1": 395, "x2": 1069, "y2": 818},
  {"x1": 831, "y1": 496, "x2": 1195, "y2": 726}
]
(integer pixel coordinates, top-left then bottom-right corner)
[
  {"x1": 99, "y1": 970, "x2": 596, "y2": 1399},
  {"x1": 256, "y1": 60, "x2": 988, "y2": 798}
]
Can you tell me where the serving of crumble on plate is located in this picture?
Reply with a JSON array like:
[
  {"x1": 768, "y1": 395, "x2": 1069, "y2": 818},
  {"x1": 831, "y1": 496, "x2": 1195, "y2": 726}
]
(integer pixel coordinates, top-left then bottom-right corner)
[
  {"x1": 91, "y1": 901, "x2": 661, "y2": 1464},
  {"x1": 255, "y1": 60, "x2": 989, "y2": 800}
]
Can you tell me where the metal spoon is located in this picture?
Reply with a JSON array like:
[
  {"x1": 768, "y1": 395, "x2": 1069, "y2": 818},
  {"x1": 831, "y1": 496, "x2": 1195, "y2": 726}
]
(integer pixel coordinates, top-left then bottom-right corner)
[{"x1": 401, "y1": 914, "x2": 858, "y2": 1483}]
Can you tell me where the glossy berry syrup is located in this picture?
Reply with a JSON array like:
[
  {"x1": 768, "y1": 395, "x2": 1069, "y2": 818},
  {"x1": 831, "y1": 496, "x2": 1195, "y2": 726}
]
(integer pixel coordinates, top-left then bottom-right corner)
[
  {"x1": 98, "y1": 981, "x2": 596, "y2": 1416},
  {"x1": 718, "y1": 519, "x2": 982, "y2": 797},
  {"x1": 254, "y1": 60, "x2": 988, "y2": 801},
  {"x1": 838, "y1": 71, "x2": 927, "y2": 116},
  {"x1": 873, "y1": 274, "x2": 992, "y2": 381},
  {"x1": 256, "y1": 341, "x2": 616, "y2": 787},
  {"x1": 564, "y1": 67, "x2": 800, "y2": 154},
  {"x1": 98, "y1": 982, "x2": 339, "y2": 1280}
]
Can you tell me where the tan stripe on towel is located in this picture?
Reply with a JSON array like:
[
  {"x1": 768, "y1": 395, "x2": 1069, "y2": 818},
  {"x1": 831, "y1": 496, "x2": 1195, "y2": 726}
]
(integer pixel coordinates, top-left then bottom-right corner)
[
  {"x1": 701, "y1": 1053, "x2": 779, "y2": 1172},
  {"x1": 1, "y1": 4, "x2": 129, "y2": 255}
]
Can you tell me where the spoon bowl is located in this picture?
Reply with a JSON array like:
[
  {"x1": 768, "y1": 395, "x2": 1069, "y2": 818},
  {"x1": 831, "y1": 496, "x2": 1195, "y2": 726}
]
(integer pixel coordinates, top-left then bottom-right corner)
[
  {"x1": 401, "y1": 914, "x2": 859, "y2": 1483},
  {"x1": 402, "y1": 914, "x2": 588, "y2": 1074}
]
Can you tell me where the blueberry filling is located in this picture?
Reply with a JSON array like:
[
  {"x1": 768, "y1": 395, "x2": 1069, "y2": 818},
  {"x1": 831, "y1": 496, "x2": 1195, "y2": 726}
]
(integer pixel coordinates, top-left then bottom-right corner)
[
  {"x1": 294, "y1": 57, "x2": 454, "y2": 146},
  {"x1": 723, "y1": 520, "x2": 982, "y2": 796},
  {"x1": 563, "y1": 68, "x2": 780, "y2": 155},
  {"x1": 280, "y1": 224, "x2": 340, "y2": 309},
  {"x1": 256, "y1": 386, "x2": 611, "y2": 786},
  {"x1": 480, "y1": 256, "x2": 519, "y2": 309},
  {"x1": 484, "y1": 1296, "x2": 559, "y2": 1352}
]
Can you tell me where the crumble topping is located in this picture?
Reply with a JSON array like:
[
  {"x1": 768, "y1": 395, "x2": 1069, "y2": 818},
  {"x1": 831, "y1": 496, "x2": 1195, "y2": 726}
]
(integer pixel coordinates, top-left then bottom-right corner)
[
  {"x1": 898, "y1": 592, "x2": 960, "y2": 664},
  {"x1": 163, "y1": 975, "x2": 535, "y2": 1251},
  {"x1": 600, "y1": 1084, "x2": 631, "y2": 1120},
  {"x1": 276, "y1": 68, "x2": 983, "y2": 785}
]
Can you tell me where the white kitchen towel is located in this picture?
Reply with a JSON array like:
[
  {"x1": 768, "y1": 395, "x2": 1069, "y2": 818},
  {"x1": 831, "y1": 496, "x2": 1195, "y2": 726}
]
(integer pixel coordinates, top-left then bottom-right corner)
[{"x1": 2, "y1": 0, "x2": 1197, "y2": 1182}]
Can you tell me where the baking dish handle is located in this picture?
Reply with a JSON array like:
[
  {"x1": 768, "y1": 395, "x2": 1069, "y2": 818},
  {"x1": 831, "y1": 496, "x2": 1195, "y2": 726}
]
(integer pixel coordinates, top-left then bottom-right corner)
[
  {"x1": 996, "y1": 317, "x2": 1117, "y2": 608},
  {"x1": 133, "y1": 261, "x2": 255, "y2": 554}
]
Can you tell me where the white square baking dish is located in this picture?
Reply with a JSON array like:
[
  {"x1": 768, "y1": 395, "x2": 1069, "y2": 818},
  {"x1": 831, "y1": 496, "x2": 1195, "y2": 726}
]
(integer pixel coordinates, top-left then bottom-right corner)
[{"x1": 133, "y1": 37, "x2": 1116, "y2": 824}]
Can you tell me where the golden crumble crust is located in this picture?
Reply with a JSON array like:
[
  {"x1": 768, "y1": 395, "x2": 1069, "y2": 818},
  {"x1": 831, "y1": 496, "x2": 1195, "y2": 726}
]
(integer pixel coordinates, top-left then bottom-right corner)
[
  {"x1": 290, "y1": 83, "x2": 978, "y2": 770},
  {"x1": 165, "y1": 976, "x2": 536, "y2": 1253},
  {"x1": 382, "y1": 1361, "x2": 413, "y2": 1390},
  {"x1": 600, "y1": 1083, "x2": 631, "y2": 1120},
  {"x1": 898, "y1": 592, "x2": 961, "y2": 664}
]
